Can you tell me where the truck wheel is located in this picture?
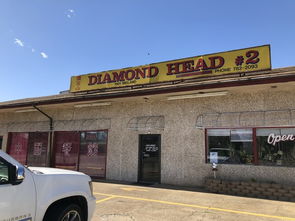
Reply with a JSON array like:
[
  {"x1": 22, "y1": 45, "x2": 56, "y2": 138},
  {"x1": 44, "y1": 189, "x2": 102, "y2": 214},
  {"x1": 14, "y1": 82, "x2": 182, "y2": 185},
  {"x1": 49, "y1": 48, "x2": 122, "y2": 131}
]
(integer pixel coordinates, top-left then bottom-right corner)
[{"x1": 46, "y1": 204, "x2": 84, "y2": 221}]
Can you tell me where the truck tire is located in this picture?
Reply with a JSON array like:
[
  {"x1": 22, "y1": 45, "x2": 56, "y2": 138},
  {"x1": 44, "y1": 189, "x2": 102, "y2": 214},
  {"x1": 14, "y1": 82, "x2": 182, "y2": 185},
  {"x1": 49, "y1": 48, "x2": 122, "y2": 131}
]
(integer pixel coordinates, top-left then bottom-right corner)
[{"x1": 45, "y1": 204, "x2": 84, "y2": 221}]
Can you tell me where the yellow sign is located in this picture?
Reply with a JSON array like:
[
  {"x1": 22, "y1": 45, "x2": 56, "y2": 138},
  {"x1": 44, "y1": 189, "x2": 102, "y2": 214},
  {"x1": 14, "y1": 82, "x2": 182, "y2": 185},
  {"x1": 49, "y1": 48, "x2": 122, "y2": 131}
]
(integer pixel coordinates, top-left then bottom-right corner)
[{"x1": 70, "y1": 45, "x2": 271, "y2": 92}]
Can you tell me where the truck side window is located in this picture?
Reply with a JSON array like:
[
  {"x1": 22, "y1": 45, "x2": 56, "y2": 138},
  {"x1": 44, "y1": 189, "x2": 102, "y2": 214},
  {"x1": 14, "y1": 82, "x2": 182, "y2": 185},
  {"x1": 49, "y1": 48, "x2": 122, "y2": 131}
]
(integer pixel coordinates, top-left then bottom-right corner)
[{"x1": 0, "y1": 158, "x2": 9, "y2": 185}]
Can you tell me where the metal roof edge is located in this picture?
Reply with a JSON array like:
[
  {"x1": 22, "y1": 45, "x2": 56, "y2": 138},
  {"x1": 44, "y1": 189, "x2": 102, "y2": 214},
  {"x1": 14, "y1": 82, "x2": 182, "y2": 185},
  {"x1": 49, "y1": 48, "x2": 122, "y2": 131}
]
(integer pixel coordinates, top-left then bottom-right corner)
[{"x1": 1, "y1": 66, "x2": 295, "y2": 110}]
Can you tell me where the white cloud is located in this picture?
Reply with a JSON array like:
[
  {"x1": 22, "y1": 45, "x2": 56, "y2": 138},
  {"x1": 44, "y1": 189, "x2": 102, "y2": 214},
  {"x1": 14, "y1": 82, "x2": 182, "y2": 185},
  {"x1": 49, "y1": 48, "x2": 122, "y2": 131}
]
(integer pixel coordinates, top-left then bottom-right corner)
[
  {"x1": 40, "y1": 52, "x2": 48, "y2": 59},
  {"x1": 13, "y1": 38, "x2": 48, "y2": 59},
  {"x1": 14, "y1": 38, "x2": 24, "y2": 47},
  {"x1": 66, "y1": 9, "x2": 75, "y2": 18}
]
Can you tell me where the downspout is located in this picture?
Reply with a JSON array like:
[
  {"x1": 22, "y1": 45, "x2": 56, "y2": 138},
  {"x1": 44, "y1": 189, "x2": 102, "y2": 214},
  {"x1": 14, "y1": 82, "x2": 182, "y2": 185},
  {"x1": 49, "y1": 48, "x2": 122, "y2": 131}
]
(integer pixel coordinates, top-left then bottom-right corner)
[{"x1": 33, "y1": 105, "x2": 54, "y2": 167}]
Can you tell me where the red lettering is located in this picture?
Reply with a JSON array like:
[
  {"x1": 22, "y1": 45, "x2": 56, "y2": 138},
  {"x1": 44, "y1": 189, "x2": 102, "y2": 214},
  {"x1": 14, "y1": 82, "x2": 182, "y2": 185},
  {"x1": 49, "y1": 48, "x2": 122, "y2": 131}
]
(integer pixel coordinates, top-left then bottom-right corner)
[
  {"x1": 112, "y1": 71, "x2": 125, "y2": 82},
  {"x1": 135, "y1": 68, "x2": 146, "y2": 79},
  {"x1": 208, "y1": 56, "x2": 224, "y2": 69},
  {"x1": 182, "y1": 60, "x2": 195, "y2": 72},
  {"x1": 148, "y1": 66, "x2": 159, "y2": 78},
  {"x1": 97, "y1": 74, "x2": 102, "y2": 84},
  {"x1": 102, "y1": 73, "x2": 111, "y2": 83},
  {"x1": 194, "y1": 58, "x2": 208, "y2": 71},
  {"x1": 88, "y1": 75, "x2": 98, "y2": 85},
  {"x1": 246, "y1": 50, "x2": 260, "y2": 64},
  {"x1": 125, "y1": 70, "x2": 135, "y2": 80},
  {"x1": 166, "y1": 63, "x2": 181, "y2": 75}
]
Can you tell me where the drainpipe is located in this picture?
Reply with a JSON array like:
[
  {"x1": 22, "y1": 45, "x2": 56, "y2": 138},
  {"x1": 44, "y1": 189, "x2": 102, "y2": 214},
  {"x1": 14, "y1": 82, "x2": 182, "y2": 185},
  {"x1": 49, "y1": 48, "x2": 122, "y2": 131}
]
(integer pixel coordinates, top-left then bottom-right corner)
[{"x1": 33, "y1": 105, "x2": 54, "y2": 167}]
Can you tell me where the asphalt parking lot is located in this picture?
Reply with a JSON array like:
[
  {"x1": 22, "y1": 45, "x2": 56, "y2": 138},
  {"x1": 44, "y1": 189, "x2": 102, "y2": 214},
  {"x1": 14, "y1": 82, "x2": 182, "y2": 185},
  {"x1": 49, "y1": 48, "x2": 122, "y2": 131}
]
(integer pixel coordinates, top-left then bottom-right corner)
[{"x1": 92, "y1": 181, "x2": 295, "y2": 221}]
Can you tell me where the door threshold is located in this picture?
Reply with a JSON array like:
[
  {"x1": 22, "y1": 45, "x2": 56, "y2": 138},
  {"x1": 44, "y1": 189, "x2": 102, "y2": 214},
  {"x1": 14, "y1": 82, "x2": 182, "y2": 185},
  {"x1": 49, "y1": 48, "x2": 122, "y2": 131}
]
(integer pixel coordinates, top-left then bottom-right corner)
[{"x1": 137, "y1": 181, "x2": 160, "y2": 186}]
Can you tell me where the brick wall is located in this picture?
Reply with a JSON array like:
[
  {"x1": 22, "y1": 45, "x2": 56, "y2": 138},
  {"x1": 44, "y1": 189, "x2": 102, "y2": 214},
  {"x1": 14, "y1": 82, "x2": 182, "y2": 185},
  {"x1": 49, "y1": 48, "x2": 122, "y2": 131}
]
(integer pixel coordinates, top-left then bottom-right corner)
[{"x1": 205, "y1": 178, "x2": 295, "y2": 202}]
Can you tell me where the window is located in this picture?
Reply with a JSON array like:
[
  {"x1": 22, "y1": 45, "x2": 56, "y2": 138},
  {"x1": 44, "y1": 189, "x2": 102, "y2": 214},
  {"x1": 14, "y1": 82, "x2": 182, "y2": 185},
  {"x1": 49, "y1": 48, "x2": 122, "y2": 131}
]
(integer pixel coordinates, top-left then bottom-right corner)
[
  {"x1": 54, "y1": 131, "x2": 80, "y2": 170},
  {"x1": 79, "y1": 131, "x2": 108, "y2": 178},
  {"x1": 53, "y1": 130, "x2": 108, "y2": 178},
  {"x1": 207, "y1": 129, "x2": 253, "y2": 164},
  {"x1": 257, "y1": 128, "x2": 295, "y2": 166},
  {"x1": 27, "y1": 132, "x2": 48, "y2": 167},
  {"x1": 0, "y1": 158, "x2": 9, "y2": 185},
  {"x1": 8, "y1": 133, "x2": 29, "y2": 165},
  {"x1": 206, "y1": 127, "x2": 295, "y2": 167},
  {"x1": 8, "y1": 132, "x2": 49, "y2": 166}
]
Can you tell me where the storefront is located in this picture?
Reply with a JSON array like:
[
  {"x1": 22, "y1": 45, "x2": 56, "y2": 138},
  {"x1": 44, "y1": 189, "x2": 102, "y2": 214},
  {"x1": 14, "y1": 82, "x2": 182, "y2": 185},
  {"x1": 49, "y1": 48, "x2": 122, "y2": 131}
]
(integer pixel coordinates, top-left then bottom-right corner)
[
  {"x1": 1, "y1": 45, "x2": 295, "y2": 187},
  {"x1": 6, "y1": 130, "x2": 108, "y2": 178}
]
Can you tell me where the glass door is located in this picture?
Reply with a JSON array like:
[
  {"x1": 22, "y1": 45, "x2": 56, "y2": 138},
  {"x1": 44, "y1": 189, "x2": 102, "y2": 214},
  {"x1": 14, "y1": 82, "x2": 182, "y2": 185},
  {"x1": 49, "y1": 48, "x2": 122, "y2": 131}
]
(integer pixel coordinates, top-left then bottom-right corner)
[{"x1": 138, "y1": 134, "x2": 161, "y2": 184}]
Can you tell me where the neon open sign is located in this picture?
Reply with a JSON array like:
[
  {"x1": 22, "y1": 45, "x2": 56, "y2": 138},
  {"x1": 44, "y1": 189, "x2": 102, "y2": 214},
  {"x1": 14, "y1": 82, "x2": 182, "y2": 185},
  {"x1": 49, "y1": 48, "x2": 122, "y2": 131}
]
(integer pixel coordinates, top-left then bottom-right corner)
[{"x1": 267, "y1": 133, "x2": 295, "y2": 146}]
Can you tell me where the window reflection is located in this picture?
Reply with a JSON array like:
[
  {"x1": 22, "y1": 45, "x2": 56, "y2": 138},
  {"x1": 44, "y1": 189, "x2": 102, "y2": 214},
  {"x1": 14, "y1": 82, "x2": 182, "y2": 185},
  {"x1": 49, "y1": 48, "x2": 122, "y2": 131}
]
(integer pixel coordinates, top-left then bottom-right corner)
[{"x1": 207, "y1": 129, "x2": 253, "y2": 164}]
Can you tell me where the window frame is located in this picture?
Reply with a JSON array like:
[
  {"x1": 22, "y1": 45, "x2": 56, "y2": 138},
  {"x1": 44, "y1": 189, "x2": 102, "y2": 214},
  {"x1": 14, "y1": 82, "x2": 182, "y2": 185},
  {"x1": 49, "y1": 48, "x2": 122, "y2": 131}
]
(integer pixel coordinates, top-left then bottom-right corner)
[{"x1": 205, "y1": 126, "x2": 295, "y2": 167}]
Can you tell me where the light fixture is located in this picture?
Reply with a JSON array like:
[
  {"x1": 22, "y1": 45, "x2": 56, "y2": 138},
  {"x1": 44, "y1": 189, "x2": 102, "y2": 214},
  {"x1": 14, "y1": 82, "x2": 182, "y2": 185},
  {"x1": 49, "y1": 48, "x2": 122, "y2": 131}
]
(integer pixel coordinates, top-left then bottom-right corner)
[
  {"x1": 167, "y1": 91, "x2": 228, "y2": 101},
  {"x1": 15, "y1": 108, "x2": 38, "y2": 113},
  {"x1": 74, "y1": 102, "x2": 112, "y2": 108}
]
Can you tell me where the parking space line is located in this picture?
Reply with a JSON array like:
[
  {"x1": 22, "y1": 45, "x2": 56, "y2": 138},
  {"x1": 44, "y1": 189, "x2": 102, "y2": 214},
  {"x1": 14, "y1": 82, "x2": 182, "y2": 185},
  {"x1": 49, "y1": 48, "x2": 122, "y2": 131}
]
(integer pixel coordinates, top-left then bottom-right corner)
[
  {"x1": 94, "y1": 192, "x2": 295, "y2": 220},
  {"x1": 96, "y1": 196, "x2": 116, "y2": 204}
]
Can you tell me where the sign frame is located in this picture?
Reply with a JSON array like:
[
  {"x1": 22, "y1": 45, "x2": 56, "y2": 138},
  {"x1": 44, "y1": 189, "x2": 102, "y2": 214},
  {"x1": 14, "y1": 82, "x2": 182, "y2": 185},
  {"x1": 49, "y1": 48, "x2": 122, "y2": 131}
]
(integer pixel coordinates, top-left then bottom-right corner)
[{"x1": 70, "y1": 45, "x2": 271, "y2": 93}]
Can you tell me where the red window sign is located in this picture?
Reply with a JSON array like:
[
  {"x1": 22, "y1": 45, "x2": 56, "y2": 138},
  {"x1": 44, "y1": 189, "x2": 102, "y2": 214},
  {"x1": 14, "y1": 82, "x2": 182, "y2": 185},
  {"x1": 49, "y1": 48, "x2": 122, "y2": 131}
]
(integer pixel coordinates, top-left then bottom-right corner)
[
  {"x1": 54, "y1": 131, "x2": 80, "y2": 170},
  {"x1": 27, "y1": 132, "x2": 49, "y2": 167},
  {"x1": 79, "y1": 131, "x2": 108, "y2": 177},
  {"x1": 8, "y1": 133, "x2": 29, "y2": 165}
]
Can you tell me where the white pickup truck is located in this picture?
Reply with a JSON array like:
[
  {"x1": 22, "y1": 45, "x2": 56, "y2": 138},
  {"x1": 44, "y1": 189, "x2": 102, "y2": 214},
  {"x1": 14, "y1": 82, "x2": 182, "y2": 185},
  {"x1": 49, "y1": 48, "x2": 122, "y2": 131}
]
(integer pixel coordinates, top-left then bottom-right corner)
[{"x1": 0, "y1": 150, "x2": 96, "y2": 221}]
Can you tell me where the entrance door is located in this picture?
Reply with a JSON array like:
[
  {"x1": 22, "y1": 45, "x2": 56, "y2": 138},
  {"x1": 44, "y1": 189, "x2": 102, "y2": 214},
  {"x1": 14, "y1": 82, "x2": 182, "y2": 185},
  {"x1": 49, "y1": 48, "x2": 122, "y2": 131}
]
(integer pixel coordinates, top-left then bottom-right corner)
[{"x1": 138, "y1": 134, "x2": 161, "y2": 184}]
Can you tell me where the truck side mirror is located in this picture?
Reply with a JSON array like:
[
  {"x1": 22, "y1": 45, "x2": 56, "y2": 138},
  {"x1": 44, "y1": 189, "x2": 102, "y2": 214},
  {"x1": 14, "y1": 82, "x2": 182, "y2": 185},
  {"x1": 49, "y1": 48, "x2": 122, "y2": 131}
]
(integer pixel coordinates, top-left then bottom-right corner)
[{"x1": 11, "y1": 165, "x2": 25, "y2": 185}]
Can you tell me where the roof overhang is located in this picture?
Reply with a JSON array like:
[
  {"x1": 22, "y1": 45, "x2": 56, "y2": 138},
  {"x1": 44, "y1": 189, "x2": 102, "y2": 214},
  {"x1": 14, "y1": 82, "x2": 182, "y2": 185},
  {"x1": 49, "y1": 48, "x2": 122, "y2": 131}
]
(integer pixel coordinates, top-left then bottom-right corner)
[{"x1": 1, "y1": 67, "x2": 295, "y2": 110}]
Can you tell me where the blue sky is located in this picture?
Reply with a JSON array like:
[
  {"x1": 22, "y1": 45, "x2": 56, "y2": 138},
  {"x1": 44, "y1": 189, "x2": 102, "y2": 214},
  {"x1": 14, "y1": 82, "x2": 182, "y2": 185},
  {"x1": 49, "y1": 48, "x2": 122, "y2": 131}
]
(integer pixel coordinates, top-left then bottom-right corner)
[{"x1": 0, "y1": 0, "x2": 295, "y2": 102}]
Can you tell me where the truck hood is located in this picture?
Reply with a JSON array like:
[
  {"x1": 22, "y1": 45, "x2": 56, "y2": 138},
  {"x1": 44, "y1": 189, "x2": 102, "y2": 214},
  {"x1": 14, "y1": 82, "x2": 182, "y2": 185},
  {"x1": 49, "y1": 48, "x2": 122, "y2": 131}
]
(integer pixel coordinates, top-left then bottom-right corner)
[{"x1": 28, "y1": 167, "x2": 85, "y2": 176}]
